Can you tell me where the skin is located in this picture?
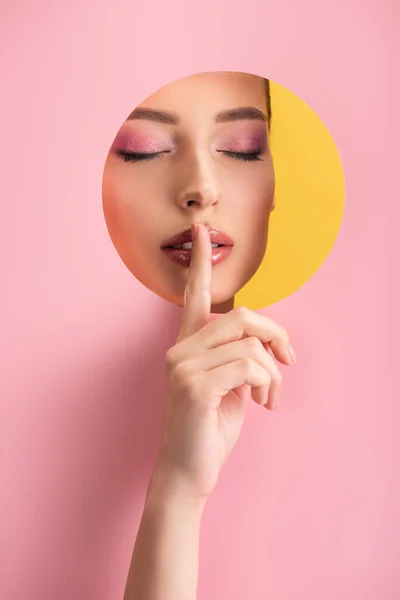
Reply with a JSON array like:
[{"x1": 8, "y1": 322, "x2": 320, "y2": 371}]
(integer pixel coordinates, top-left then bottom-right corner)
[
  {"x1": 102, "y1": 72, "x2": 275, "y2": 314},
  {"x1": 123, "y1": 224, "x2": 296, "y2": 600}
]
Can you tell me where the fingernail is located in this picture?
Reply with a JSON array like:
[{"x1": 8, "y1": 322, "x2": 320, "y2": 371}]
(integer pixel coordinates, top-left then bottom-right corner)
[
  {"x1": 288, "y1": 345, "x2": 297, "y2": 364},
  {"x1": 271, "y1": 392, "x2": 280, "y2": 410},
  {"x1": 191, "y1": 223, "x2": 199, "y2": 241}
]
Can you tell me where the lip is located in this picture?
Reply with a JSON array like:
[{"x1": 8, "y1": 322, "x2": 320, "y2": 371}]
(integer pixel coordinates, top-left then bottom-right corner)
[
  {"x1": 161, "y1": 225, "x2": 234, "y2": 268},
  {"x1": 161, "y1": 226, "x2": 234, "y2": 248}
]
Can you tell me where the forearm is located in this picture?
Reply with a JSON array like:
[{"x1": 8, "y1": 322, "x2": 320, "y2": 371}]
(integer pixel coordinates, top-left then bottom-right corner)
[{"x1": 123, "y1": 462, "x2": 207, "y2": 600}]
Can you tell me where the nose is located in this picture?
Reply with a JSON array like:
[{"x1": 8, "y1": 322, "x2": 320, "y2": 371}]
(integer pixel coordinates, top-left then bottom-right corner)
[{"x1": 175, "y1": 151, "x2": 220, "y2": 212}]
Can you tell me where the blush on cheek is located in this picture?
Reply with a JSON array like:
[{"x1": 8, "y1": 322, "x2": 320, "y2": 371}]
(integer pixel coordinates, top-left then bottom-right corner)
[{"x1": 112, "y1": 129, "x2": 168, "y2": 153}]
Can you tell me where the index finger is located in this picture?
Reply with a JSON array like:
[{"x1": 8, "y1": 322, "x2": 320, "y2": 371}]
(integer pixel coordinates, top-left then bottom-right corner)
[{"x1": 177, "y1": 222, "x2": 212, "y2": 342}]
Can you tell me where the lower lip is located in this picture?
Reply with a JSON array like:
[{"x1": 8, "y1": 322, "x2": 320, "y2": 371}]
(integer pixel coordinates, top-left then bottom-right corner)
[{"x1": 162, "y1": 245, "x2": 233, "y2": 267}]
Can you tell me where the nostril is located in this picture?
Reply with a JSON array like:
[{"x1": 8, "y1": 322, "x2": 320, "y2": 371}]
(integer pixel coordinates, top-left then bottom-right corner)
[{"x1": 180, "y1": 190, "x2": 219, "y2": 208}]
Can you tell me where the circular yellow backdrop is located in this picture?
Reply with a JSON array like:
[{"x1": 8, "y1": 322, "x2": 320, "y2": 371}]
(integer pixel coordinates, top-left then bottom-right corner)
[{"x1": 234, "y1": 80, "x2": 345, "y2": 309}]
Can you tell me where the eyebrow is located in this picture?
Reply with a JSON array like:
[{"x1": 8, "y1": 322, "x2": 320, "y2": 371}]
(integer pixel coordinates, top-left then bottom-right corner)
[
  {"x1": 214, "y1": 107, "x2": 267, "y2": 123},
  {"x1": 127, "y1": 108, "x2": 180, "y2": 124},
  {"x1": 127, "y1": 106, "x2": 267, "y2": 124}
]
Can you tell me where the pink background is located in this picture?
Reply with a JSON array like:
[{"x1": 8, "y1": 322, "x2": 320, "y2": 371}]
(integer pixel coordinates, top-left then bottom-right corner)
[{"x1": 1, "y1": 1, "x2": 399, "y2": 599}]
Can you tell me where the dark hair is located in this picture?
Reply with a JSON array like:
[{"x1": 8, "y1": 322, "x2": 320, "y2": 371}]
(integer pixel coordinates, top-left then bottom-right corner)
[{"x1": 264, "y1": 78, "x2": 271, "y2": 125}]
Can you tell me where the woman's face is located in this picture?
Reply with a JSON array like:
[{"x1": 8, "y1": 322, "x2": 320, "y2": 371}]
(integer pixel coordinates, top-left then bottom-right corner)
[{"x1": 102, "y1": 72, "x2": 275, "y2": 312}]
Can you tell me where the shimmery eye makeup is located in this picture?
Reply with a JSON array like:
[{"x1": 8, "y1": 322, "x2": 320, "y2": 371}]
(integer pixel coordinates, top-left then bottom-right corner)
[
  {"x1": 112, "y1": 121, "x2": 268, "y2": 164},
  {"x1": 113, "y1": 132, "x2": 172, "y2": 162},
  {"x1": 112, "y1": 129, "x2": 172, "y2": 155},
  {"x1": 217, "y1": 131, "x2": 266, "y2": 152},
  {"x1": 214, "y1": 124, "x2": 267, "y2": 162}
]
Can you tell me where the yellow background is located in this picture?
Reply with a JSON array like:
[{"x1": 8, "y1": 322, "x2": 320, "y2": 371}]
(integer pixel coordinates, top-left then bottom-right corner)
[{"x1": 235, "y1": 80, "x2": 345, "y2": 309}]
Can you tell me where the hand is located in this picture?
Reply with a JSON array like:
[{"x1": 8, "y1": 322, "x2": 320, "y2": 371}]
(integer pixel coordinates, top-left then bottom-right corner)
[{"x1": 155, "y1": 222, "x2": 296, "y2": 500}]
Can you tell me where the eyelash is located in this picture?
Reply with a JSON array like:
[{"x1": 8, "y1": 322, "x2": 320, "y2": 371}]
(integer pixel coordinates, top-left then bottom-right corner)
[
  {"x1": 220, "y1": 151, "x2": 262, "y2": 162},
  {"x1": 118, "y1": 151, "x2": 165, "y2": 163},
  {"x1": 117, "y1": 150, "x2": 263, "y2": 163}
]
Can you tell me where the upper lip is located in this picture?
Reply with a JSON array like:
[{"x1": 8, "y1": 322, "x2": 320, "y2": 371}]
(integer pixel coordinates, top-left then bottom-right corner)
[{"x1": 161, "y1": 225, "x2": 234, "y2": 248}]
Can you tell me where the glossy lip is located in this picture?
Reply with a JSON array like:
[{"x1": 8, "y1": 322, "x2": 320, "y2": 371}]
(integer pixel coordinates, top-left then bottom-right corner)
[
  {"x1": 161, "y1": 225, "x2": 234, "y2": 268},
  {"x1": 161, "y1": 225, "x2": 234, "y2": 248}
]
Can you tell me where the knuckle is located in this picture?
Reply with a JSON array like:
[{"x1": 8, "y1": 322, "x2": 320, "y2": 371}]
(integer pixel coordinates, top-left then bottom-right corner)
[
  {"x1": 232, "y1": 306, "x2": 252, "y2": 337},
  {"x1": 263, "y1": 372, "x2": 272, "y2": 386},
  {"x1": 240, "y1": 356, "x2": 254, "y2": 373},
  {"x1": 165, "y1": 346, "x2": 178, "y2": 369},
  {"x1": 245, "y1": 336, "x2": 263, "y2": 354},
  {"x1": 166, "y1": 350, "x2": 201, "y2": 401},
  {"x1": 234, "y1": 305, "x2": 250, "y2": 322},
  {"x1": 245, "y1": 335, "x2": 259, "y2": 347},
  {"x1": 170, "y1": 364, "x2": 198, "y2": 400}
]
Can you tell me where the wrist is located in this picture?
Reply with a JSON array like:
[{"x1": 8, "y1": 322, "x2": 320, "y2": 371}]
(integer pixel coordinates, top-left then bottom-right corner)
[{"x1": 146, "y1": 459, "x2": 208, "y2": 517}]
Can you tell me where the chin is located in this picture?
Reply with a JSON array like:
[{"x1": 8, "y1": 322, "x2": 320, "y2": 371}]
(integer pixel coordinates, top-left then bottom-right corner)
[{"x1": 210, "y1": 286, "x2": 236, "y2": 306}]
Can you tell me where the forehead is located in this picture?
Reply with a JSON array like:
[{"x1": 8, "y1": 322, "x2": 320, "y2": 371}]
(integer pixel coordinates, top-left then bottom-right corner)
[{"x1": 138, "y1": 72, "x2": 266, "y2": 115}]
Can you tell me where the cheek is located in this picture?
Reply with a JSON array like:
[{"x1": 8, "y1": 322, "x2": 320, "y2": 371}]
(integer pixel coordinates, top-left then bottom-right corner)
[
  {"x1": 222, "y1": 165, "x2": 275, "y2": 231},
  {"x1": 223, "y1": 166, "x2": 275, "y2": 282},
  {"x1": 102, "y1": 166, "x2": 158, "y2": 250}
]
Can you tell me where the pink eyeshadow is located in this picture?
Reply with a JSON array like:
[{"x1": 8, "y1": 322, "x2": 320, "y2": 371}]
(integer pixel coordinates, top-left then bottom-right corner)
[
  {"x1": 216, "y1": 121, "x2": 267, "y2": 152},
  {"x1": 112, "y1": 130, "x2": 169, "y2": 153},
  {"x1": 218, "y1": 131, "x2": 266, "y2": 153}
]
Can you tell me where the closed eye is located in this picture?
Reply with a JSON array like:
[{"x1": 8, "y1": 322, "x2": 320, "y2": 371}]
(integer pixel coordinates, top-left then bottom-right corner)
[
  {"x1": 219, "y1": 150, "x2": 262, "y2": 162},
  {"x1": 117, "y1": 151, "x2": 169, "y2": 163},
  {"x1": 117, "y1": 149, "x2": 262, "y2": 163}
]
